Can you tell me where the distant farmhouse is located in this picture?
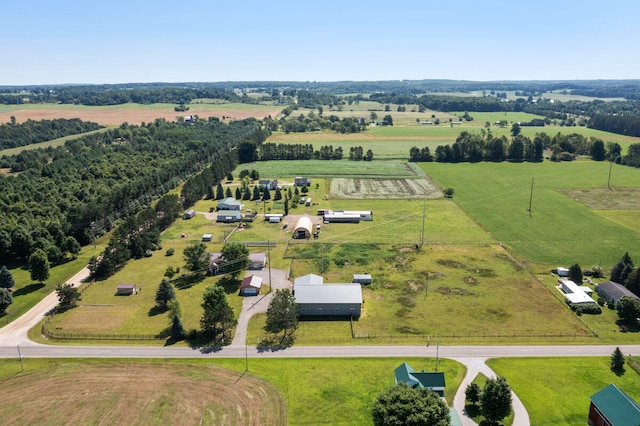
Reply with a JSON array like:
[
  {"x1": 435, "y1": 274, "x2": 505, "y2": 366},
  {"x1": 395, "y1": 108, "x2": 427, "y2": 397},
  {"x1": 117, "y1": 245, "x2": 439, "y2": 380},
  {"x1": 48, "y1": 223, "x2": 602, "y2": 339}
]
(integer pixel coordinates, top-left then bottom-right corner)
[
  {"x1": 293, "y1": 274, "x2": 362, "y2": 318},
  {"x1": 258, "y1": 179, "x2": 278, "y2": 190},
  {"x1": 394, "y1": 362, "x2": 446, "y2": 397},
  {"x1": 294, "y1": 176, "x2": 311, "y2": 186},
  {"x1": 558, "y1": 279, "x2": 595, "y2": 305}
]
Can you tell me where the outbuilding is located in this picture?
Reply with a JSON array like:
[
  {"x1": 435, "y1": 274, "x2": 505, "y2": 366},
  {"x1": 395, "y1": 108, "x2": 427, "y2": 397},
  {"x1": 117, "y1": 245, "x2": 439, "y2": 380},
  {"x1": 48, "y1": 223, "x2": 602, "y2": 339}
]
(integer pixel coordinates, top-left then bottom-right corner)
[
  {"x1": 239, "y1": 275, "x2": 263, "y2": 296},
  {"x1": 202, "y1": 234, "x2": 213, "y2": 242},
  {"x1": 394, "y1": 362, "x2": 446, "y2": 397},
  {"x1": 217, "y1": 197, "x2": 243, "y2": 211},
  {"x1": 116, "y1": 284, "x2": 137, "y2": 296},
  {"x1": 595, "y1": 281, "x2": 640, "y2": 305},
  {"x1": 353, "y1": 274, "x2": 372, "y2": 285},
  {"x1": 293, "y1": 216, "x2": 314, "y2": 239},
  {"x1": 588, "y1": 384, "x2": 640, "y2": 426},
  {"x1": 295, "y1": 176, "x2": 311, "y2": 186},
  {"x1": 248, "y1": 253, "x2": 266, "y2": 270},
  {"x1": 183, "y1": 209, "x2": 196, "y2": 219},
  {"x1": 295, "y1": 283, "x2": 362, "y2": 318},
  {"x1": 217, "y1": 210, "x2": 242, "y2": 223}
]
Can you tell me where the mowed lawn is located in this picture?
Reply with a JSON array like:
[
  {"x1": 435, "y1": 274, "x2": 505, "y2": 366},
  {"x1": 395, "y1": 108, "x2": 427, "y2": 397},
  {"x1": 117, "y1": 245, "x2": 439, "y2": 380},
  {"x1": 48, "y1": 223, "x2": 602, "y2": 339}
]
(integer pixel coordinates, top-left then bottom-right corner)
[
  {"x1": 422, "y1": 161, "x2": 640, "y2": 270},
  {"x1": 488, "y1": 357, "x2": 640, "y2": 426}
]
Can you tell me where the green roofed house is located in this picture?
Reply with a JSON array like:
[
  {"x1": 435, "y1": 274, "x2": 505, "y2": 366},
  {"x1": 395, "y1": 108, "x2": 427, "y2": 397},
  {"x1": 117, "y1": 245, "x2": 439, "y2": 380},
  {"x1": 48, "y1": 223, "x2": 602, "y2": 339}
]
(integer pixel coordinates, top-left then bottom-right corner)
[
  {"x1": 588, "y1": 384, "x2": 640, "y2": 426},
  {"x1": 394, "y1": 362, "x2": 446, "y2": 397}
]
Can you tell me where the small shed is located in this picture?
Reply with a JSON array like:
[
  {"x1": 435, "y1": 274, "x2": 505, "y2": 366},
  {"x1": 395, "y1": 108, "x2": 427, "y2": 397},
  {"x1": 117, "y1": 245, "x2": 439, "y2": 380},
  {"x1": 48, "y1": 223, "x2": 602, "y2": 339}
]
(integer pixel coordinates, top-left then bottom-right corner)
[
  {"x1": 293, "y1": 216, "x2": 313, "y2": 239},
  {"x1": 217, "y1": 197, "x2": 243, "y2": 211},
  {"x1": 240, "y1": 275, "x2": 263, "y2": 296},
  {"x1": 248, "y1": 253, "x2": 266, "y2": 270},
  {"x1": 183, "y1": 209, "x2": 196, "y2": 219},
  {"x1": 202, "y1": 234, "x2": 213, "y2": 242},
  {"x1": 116, "y1": 284, "x2": 137, "y2": 296},
  {"x1": 595, "y1": 281, "x2": 640, "y2": 305},
  {"x1": 295, "y1": 176, "x2": 311, "y2": 186},
  {"x1": 588, "y1": 384, "x2": 640, "y2": 426},
  {"x1": 208, "y1": 252, "x2": 222, "y2": 275},
  {"x1": 217, "y1": 210, "x2": 242, "y2": 223},
  {"x1": 353, "y1": 274, "x2": 372, "y2": 285}
]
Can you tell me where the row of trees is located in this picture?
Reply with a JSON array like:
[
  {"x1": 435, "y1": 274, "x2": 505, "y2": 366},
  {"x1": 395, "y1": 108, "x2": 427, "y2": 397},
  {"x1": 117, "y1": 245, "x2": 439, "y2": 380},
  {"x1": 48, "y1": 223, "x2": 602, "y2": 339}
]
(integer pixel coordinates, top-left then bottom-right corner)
[
  {"x1": 271, "y1": 111, "x2": 367, "y2": 134},
  {"x1": 0, "y1": 118, "x2": 261, "y2": 267},
  {"x1": 0, "y1": 117, "x2": 102, "y2": 150}
]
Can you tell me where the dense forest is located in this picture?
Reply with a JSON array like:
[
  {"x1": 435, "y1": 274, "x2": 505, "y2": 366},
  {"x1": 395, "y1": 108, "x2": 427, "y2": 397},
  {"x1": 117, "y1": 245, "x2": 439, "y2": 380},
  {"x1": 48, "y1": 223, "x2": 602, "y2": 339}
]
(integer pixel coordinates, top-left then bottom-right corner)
[
  {"x1": 0, "y1": 118, "x2": 264, "y2": 265},
  {"x1": 0, "y1": 118, "x2": 102, "y2": 150}
]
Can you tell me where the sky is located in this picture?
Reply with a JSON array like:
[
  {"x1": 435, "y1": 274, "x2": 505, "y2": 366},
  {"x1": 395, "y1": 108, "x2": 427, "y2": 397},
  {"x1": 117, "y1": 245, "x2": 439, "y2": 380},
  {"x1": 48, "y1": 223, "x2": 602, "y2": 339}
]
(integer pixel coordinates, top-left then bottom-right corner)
[{"x1": 2, "y1": 0, "x2": 639, "y2": 85}]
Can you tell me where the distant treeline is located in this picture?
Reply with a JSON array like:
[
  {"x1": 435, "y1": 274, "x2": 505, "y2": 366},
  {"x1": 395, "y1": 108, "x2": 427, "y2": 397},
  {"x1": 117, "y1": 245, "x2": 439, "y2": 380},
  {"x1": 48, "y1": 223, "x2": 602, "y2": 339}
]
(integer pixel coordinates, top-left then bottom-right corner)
[
  {"x1": 0, "y1": 118, "x2": 102, "y2": 150},
  {"x1": 588, "y1": 115, "x2": 640, "y2": 138},
  {"x1": 410, "y1": 131, "x2": 614, "y2": 164},
  {"x1": 267, "y1": 110, "x2": 367, "y2": 134},
  {"x1": 0, "y1": 117, "x2": 261, "y2": 265}
]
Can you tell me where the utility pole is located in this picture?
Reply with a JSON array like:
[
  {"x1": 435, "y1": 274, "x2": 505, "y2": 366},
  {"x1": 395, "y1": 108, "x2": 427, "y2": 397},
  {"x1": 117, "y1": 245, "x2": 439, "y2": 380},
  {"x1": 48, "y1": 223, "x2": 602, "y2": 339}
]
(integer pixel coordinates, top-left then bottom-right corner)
[
  {"x1": 267, "y1": 240, "x2": 272, "y2": 293},
  {"x1": 418, "y1": 200, "x2": 426, "y2": 252},
  {"x1": 608, "y1": 158, "x2": 614, "y2": 190},
  {"x1": 528, "y1": 177, "x2": 534, "y2": 219}
]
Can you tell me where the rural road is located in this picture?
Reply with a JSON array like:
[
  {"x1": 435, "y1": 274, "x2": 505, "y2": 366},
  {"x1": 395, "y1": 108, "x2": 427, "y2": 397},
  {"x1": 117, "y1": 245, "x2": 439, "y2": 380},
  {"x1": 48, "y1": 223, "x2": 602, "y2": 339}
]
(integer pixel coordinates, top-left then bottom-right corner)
[{"x1": 2, "y1": 266, "x2": 639, "y2": 426}]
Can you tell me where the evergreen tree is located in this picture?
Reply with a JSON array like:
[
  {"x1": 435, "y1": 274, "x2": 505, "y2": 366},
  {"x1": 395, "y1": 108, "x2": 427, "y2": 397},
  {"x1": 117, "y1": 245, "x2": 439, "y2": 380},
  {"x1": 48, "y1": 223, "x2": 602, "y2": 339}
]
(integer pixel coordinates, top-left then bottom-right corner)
[
  {"x1": 252, "y1": 185, "x2": 261, "y2": 201},
  {"x1": 155, "y1": 279, "x2": 176, "y2": 309},
  {"x1": 206, "y1": 185, "x2": 215, "y2": 200},
  {"x1": 242, "y1": 187, "x2": 251, "y2": 201},
  {"x1": 225, "y1": 187, "x2": 232, "y2": 198},
  {"x1": 170, "y1": 314, "x2": 186, "y2": 340},
  {"x1": 284, "y1": 193, "x2": 289, "y2": 216},
  {"x1": 265, "y1": 289, "x2": 298, "y2": 344},
  {"x1": 0, "y1": 288, "x2": 13, "y2": 314},
  {"x1": 625, "y1": 268, "x2": 640, "y2": 297},
  {"x1": 621, "y1": 263, "x2": 634, "y2": 285},
  {"x1": 569, "y1": 263, "x2": 583, "y2": 284},
  {"x1": 235, "y1": 187, "x2": 241, "y2": 199},
  {"x1": 274, "y1": 187, "x2": 282, "y2": 201},
  {"x1": 465, "y1": 382, "x2": 481, "y2": 405},
  {"x1": 226, "y1": 172, "x2": 233, "y2": 181},
  {"x1": 0, "y1": 265, "x2": 15, "y2": 289},
  {"x1": 611, "y1": 347, "x2": 625, "y2": 373},
  {"x1": 215, "y1": 182, "x2": 224, "y2": 200},
  {"x1": 611, "y1": 260, "x2": 626, "y2": 283},
  {"x1": 263, "y1": 187, "x2": 271, "y2": 201}
]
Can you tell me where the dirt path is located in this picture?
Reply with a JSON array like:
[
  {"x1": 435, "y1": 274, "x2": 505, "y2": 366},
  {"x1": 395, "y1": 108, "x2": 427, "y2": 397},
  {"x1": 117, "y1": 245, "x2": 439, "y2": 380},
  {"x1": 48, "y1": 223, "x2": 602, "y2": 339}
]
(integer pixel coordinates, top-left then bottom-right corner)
[
  {"x1": 231, "y1": 269, "x2": 291, "y2": 347},
  {"x1": 0, "y1": 267, "x2": 91, "y2": 346}
]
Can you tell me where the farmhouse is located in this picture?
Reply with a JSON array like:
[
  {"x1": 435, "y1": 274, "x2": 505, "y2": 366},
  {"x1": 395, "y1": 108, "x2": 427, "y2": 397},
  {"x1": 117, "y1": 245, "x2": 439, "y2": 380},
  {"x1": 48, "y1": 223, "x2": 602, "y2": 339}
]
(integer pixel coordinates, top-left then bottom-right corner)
[
  {"x1": 239, "y1": 275, "x2": 263, "y2": 296},
  {"x1": 595, "y1": 281, "x2": 640, "y2": 305},
  {"x1": 183, "y1": 209, "x2": 196, "y2": 219},
  {"x1": 294, "y1": 283, "x2": 362, "y2": 318},
  {"x1": 294, "y1": 176, "x2": 311, "y2": 186},
  {"x1": 116, "y1": 284, "x2": 137, "y2": 295},
  {"x1": 217, "y1": 210, "x2": 242, "y2": 223},
  {"x1": 208, "y1": 252, "x2": 222, "y2": 275},
  {"x1": 394, "y1": 362, "x2": 446, "y2": 397},
  {"x1": 293, "y1": 216, "x2": 314, "y2": 239},
  {"x1": 217, "y1": 197, "x2": 243, "y2": 211},
  {"x1": 559, "y1": 279, "x2": 595, "y2": 304},
  {"x1": 248, "y1": 253, "x2": 266, "y2": 270},
  {"x1": 588, "y1": 384, "x2": 640, "y2": 426},
  {"x1": 259, "y1": 179, "x2": 278, "y2": 190},
  {"x1": 353, "y1": 274, "x2": 372, "y2": 285}
]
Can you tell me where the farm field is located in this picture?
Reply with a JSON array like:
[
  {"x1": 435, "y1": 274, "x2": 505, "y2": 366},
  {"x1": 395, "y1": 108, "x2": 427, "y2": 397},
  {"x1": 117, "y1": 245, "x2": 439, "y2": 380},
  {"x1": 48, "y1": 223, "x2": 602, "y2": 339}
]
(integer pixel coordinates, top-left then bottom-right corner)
[
  {"x1": 0, "y1": 357, "x2": 464, "y2": 426},
  {"x1": 0, "y1": 102, "x2": 281, "y2": 126},
  {"x1": 488, "y1": 356, "x2": 640, "y2": 426},
  {"x1": 421, "y1": 161, "x2": 640, "y2": 269}
]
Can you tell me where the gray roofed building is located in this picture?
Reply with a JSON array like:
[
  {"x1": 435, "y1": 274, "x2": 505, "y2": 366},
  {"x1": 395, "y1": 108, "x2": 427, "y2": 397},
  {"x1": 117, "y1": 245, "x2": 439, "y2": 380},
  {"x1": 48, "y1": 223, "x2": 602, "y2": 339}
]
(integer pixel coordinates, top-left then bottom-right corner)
[
  {"x1": 294, "y1": 273, "x2": 324, "y2": 287},
  {"x1": 217, "y1": 197, "x2": 243, "y2": 211},
  {"x1": 353, "y1": 274, "x2": 372, "y2": 285},
  {"x1": 595, "y1": 281, "x2": 640, "y2": 305},
  {"x1": 295, "y1": 284, "x2": 362, "y2": 318},
  {"x1": 217, "y1": 210, "x2": 242, "y2": 223}
]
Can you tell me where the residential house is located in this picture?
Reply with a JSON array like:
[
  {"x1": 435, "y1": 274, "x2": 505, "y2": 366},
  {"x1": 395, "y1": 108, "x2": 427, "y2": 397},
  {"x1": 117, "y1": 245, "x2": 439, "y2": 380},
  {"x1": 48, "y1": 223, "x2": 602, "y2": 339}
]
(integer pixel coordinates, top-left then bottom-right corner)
[
  {"x1": 394, "y1": 362, "x2": 446, "y2": 397},
  {"x1": 217, "y1": 197, "x2": 243, "y2": 211},
  {"x1": 588, "y1": 384, "x2": 640, "y2": 426},
  {"x1": 248, "y1": 253, "x2": 266, "y2": 270}
]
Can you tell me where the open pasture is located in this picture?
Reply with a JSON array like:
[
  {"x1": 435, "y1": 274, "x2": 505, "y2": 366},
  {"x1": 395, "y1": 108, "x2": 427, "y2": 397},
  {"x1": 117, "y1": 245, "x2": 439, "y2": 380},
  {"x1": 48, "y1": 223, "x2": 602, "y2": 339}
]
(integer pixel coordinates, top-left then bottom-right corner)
[
  {"x1": 488, "y1": 357, "x2": 640, "y2": 426},
  {"x1": 244, "y1": 159, "x2": 420, "y2": 178},
  {"x1": 0, "y1": 102, "x2": 281, "y2": 126},
  {"x1": 422, "y1": 161, "x2": 640, "y2": 270}
]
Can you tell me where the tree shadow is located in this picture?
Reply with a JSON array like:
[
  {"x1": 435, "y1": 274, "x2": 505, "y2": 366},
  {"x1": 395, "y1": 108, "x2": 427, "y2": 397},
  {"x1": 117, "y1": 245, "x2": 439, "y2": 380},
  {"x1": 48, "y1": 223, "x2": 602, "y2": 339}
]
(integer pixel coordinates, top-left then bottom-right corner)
[
  {"x1": 186, "y1": 332, "x2": 230, "y2": 353},
  {"x1": 256, "y1": 334, "x2": 294, "y2": 352},
  {"x1": 616, "y1": 319, "x2": 640, "y2": 333},
  {"x1": 12, "y1": 283, "x2": 45, "y2": 297},
  {"x1": 174, "y1": 273, "x2": 205, "y2": 290},
  {"x1": 148, "y1": 305, "x2": 166, "y2": 317},
  {"x1": 218, "y1": 276, "x2": 241, "y2": 295},
  {"x1": 465, "y1": 403, "x2": 482, "y2": 418}
]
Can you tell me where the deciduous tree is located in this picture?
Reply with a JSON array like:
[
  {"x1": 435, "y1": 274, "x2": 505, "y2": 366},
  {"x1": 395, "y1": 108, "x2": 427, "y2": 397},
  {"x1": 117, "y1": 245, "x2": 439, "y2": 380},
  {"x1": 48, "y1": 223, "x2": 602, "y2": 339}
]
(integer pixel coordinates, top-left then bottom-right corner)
[
  {"x1": 200, "y1": 285, "x2": 236, "y2": 340},
  {"x1": 616, "y1": 296, "x2": 640, "y2": 322},
  {"x1": 480, "y1": 376, "x2": 512, "y2": 425},
  {"x1": 184, "y1": 242, "x2": 209, "y2": 272},
  {"x1": 220, "y1": 242, "x2": 249, "y2": 279},
  {"x1": 29, "y1": 249, "x2": 50, "y2": 283},
  {"x1": 55, "y1": 284, "x2": 81, "y2": 309},
  {"x1": 465, "y1": 382, "x2": 481, "y2": 405},
  {"x1": 265, "y1": 289, "x2": 298, "y2": 343},
  {"x1": 372, "y1": 383, "x2": 450, "y2": 426}
]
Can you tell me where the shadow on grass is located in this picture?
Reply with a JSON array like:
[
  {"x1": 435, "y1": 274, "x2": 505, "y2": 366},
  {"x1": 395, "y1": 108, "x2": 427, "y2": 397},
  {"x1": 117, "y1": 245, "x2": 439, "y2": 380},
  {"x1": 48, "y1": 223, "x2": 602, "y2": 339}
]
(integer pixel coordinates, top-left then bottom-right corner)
[
  {"x1": 148, "y1": 306, "x2": 167, "y2": 317},
  {"x1": 257, "y1": 334, "x2": 294, "y2": 352},
  {"x1": 465, "y1": 404, "x2": 482, "y2": 419},
  {"x1": 218, "y1": 277, "x2": 241, "y2": 295},
  {"x1": 174, "y1": 273, "x2": 205, "y2": 290},
  {"x1": 616, "y1": 319, "x2": 640, "y2": 333},
  {"x1": 12, "y1": 283, "x2": 45, "y2": 297},
  {"x1": 186, "y1": 332, "x2": 230, "y2": 353}
]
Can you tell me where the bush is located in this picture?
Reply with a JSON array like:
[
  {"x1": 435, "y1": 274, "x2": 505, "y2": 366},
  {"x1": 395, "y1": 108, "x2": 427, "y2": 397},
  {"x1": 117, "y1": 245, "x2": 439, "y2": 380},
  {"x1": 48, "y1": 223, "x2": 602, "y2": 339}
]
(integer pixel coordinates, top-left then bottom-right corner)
[
  {"x1": 444, "y1": 188, "x2": 454, "y2": 198},
  {"x1": 571, "y1": 303, "x2": 602, "y2": 315},
  {"x1": 166, "y1": 248, "x2": 175, "y2": 256}
]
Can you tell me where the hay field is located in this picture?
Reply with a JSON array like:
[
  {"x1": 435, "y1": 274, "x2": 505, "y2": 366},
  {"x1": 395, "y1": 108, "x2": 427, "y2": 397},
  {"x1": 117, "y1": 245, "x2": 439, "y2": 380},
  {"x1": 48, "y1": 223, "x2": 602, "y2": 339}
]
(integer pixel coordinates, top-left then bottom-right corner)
[{"x1": 0, "y1": 362, "x2": 286, "y2": 426}]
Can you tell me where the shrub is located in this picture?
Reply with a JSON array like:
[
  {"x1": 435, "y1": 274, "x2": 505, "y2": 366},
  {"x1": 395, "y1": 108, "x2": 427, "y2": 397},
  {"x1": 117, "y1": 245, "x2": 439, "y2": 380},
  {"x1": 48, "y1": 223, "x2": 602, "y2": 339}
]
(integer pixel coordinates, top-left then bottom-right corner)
[
  {"x1": 571, "y1": 303, "x2": 602, "y2": 315},
  {"x1": 166, "y1": 248, "x2": 175, "y2": 256}
]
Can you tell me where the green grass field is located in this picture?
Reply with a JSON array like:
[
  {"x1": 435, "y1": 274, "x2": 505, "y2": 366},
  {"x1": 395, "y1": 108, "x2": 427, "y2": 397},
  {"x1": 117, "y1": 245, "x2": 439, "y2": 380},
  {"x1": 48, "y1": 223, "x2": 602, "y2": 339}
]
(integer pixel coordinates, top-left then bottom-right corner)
[{"x1": 488, "y1": 356, "x2": 640, "y2": 426}]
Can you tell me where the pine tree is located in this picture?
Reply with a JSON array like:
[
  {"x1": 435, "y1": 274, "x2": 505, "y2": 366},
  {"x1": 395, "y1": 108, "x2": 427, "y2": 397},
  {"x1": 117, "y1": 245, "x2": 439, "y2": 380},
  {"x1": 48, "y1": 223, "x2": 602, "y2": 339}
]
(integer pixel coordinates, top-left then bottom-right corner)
[
  {"x1": 0, "y1": 265, "x2": 15, "y2": 289},
  {"x1": 263, "y1": 187, "x2": 271, "y2": 201},
  {"x1": 252, "y1": 185, "x2": 261, "y2": 201},
  {"x1": 569, "y1": 263, "x2": 583, "y2": 284},
  {"x1": 274, "y1": 187, "x2": 282, "y2": 201},
  {"x1": 611, "y1": 347, "x2": 625, "y2": 373},
  {"x1": 225, "y1": 187, "x2": 232, "y2": 198},
  {"x1": 206, "y1": 185, "x2": 215, "y2": 200},
  {"x1": 242, "y1": 187, "x2": 251, "y2": 201},
  {"x1": 215, "y1": 183, "x2": 224, "y2": 200},
  {"x1": 200, "y1": 286, "x2": 236, "y2": 341},
  {"x1": 235, "y1": 187, "x2": 241, "y2": 199},
  {"x1": 155, "y1": 279, "x2": 176, "y2": 308},
  {"x1": 0, "y1": 288, "x2": 13, "y2": 314},
  {"x1": 170, "y1": 314, "x2": 186, "y2": 340}
]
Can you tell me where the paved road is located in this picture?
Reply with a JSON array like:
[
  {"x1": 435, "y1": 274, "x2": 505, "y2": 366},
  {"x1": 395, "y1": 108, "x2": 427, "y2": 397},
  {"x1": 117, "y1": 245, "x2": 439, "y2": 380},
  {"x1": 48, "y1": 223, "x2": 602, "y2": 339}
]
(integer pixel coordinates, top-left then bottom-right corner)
[{"x1": 2, "y1": 264, "x2": 640, "y2": 426}]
